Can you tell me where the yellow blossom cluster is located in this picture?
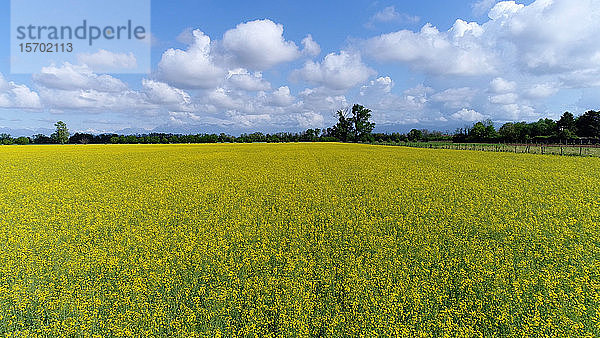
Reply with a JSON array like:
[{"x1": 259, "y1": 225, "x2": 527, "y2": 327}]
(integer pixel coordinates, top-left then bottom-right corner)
[{"x1": 0, "y1": 143, "x2": 599, "y2": 336}]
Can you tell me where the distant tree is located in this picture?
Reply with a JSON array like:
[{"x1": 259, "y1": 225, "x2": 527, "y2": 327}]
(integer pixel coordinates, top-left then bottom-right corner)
[
  {"x1": 126, "y1": 135, "x2": 139, "y2": 144},
  {"x1": 96, "y1": 134, "x2": 118, "y2": 144},
  {"x1": 330, "y1": 104, "x2": 375, "y2": 142},
  {"x1": 498, "y1": 121, "x2": 531, "y2": 142},
  {"x1": 15, "y1": 137, "x2": 30, "y2": 145},
  {"x1": 557, "y1": 112, "x2": 576, "y2": 135},
  {"x1": 350, "y1": 104, "x2": 375, "y2": 142},
  {"x1": 469, "y1": 122, "x2": 487, "y2": 141},
  {"x1": 407, "y1": 129, "x2": 424, "y2": 142},
  {"x1": 302, "y1": 129, "x2": 322, "y2": 142},
  {"x1": 51, "y1": 121, "x2": 70, "y2": 144},
  {"x1": 452, "y1": 127, "x2": 469, "y2": 143},
  {"x1": 420, "y1": 130, "x2": 451, "y2": 142},
  {"x1": 33, "y1": 134, "x2": 54, "y2": 144},
  {"x1": 484, "y1": 120, "x2": 498, "y2": 140},
  {"x1": 530, "y1": 118, "x2": 556, "y2": 138},
  {"x1": 69, "y1": 132, "x2": 94, "y2": 144},
  {"x1": 330, "y1": 108, "x2": 354, "y2": 142},
  {"x1": 513, "y1": 122, "x2": 531, "y2": 142},
  {"x1": 1, "y1": 134, "x2": 14, "y2": 145},
  {"x1": 0, "y1": 134, "x2": 12, "y2": 145},
  {"x1": 575, "y1": 110, "x2": 600, "y2": 138},
  {"x1": 267, "y1": 134, "x2": 281, "y2": 143},
  {"x1": 498, "y1": 123, "x2": 517, "y2": 142},
  {"x1": 468, "y1": 120, "x2": 497, "y2": 142}
]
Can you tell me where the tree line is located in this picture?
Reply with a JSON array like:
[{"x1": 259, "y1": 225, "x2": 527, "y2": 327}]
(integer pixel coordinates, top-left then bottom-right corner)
[
  {"x1": 0, "y1": 105, "x2": 377, "y2": 145},
  {"x1": 452, "y1": 111, "x2": 600, "y2": 144},
  {"x1": 1, "y1": 108, "x2": 599, "y2": 146}
]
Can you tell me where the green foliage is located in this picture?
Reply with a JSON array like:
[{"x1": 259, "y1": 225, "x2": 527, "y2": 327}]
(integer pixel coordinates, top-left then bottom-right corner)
[
  {"x1": 407, "y1": 129, "x2": 424, "y2": 142},
  {"x1": 530, "y1": 118, "x2": 556, "y2": 137},
  {"x1": 51, "y1": 121, "x2": 70, "y2": 144},
  {"x1": 498, "y1": 123, "x2": 517, "y2": 142},
  {"x1": 557, "y1": 112, "x2": 577, "y2": 137},
  {"x1": 16, "y1": 108, "x2": 600, "y2": 146},
  {"x1": 330, "y1": 109, "x2": 354, "y2": 142},
  {"x1": 469, "y1": 120, "x2": 498, "y2": 142},
  {"x1": 351, "y1": 104, "x2": 375, "y2": 142},
  {"x1": 0, "y1": 135, "x2": 30, "y2": 145},
  {"x1": 0, "y1": 134, "x2": 13, "y2": 145},
  {"x1": 33, "y1": 134, "x2": 54, "y2": 144},
  {"x1": 14, "y1": 137, "x2": 30, "y2": 145},
  {"x1": 575, "y1": 110, "x2": 600, "y2": 138},
  {"x1": 496, "y1": 112, "x2": 595, "y2": 143},
  {"x1": 330, "y1": 104, "x2": 375, "y2": 142}
]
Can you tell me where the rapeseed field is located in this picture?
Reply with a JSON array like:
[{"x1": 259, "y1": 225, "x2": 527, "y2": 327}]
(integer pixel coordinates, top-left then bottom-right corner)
[{"x1": 0, "y1": 143, "x2": 599, "y2": 336}]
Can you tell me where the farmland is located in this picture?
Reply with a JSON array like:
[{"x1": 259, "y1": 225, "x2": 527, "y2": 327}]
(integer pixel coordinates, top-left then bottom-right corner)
[{"x1": 0, "y1": 143, "x2": 599, "y2": 336}]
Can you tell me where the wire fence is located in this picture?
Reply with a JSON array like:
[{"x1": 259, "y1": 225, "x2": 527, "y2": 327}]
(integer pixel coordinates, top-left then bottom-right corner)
[{"x1": 376, "y1": 142, "x2": 600, "y2": 158}]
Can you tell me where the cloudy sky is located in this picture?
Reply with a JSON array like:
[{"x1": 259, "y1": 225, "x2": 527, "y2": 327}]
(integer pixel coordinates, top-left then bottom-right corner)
[{"x1": 1, "y1": 0, "x2": 599, "y2": 135}]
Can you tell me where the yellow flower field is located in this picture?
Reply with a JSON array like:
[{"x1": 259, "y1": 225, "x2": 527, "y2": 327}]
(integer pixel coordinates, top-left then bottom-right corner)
[{"x1": 0, "y1": 143, "x2": 599, "y2": 336}]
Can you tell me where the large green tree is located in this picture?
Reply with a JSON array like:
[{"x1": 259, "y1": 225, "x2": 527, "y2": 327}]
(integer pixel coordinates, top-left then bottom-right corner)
[
  {"x1": 498, "y1": 123, "x2": 518, "y2": 142},
  {"x1": 51, "y1": 121, "x2": 70, "y2": 144},
  {"x1": 330, "y1": 109, "x2": 353, "y2": 142},
  {"x1": 351, "y1": 104, "x2": 375, "y2": 142},
  {"x1": 1, "y1": 133, "x2": 14, "y2": 145},
  {"x1": 575, "y1": 110, "x2": 600, "y2": 138},
  {"x1": 407, "y1": 129, "x2": 423, "y2": 142},
  {"x1": 557, "y1": 111, "x2": 577, "y2": 139},
  {"x1": 468, "y1": 120, "x2": 498, "y2": 142},
  {"x1": 331, "y1": 104, "x2": 375, "y2": 142}
]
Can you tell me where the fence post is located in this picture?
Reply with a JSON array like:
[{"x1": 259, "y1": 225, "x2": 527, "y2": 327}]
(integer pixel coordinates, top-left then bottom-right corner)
[{"x1": 561, "y1": 146, "x2": 564, "y2": 156}]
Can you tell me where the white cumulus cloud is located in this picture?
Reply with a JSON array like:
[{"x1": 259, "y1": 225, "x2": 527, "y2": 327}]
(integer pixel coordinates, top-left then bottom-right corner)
[
  {"x1": 431, "y1": 87, "x2": 479, "y2": 109},
  {"x1": 267, "y1": 86, "x2": 296, "y2": 107},
  {"x1": 157, "y1": 30, "x2": 226, "y2": 89},
  {"x1": 451, "y1": 108, "x2": 487, "y2": 122},
  {"x1": 33, "y1": 63, "x2": 128, "y2": 92},
  {"x1": 525, "y1": 83, "x2": 559, "y2": 99},
  {"x1": 142, "y1": 79, "x2": 192, "y2": 109},
  {"x1": 366, "y1": 6, "x2": 420, "y2": 28},
  {"x1": 0, "y1": 73, "x2": 41, "y2": 109},
  {"x1": 472, "y1": 0, "x2": 499, "y2": 16},
  {"x1": 301, "y1": 34, "x2": 321, "y2": 57},
  {"x1": 365, "y1": 21, "x2": 494, "y2": 76},
  {"x1": 360, "y1": 76, "x2": 394, "y2": 97},
  {"x1": 490, "y1": 77, "x2": 517, "y2": 93},
  {"x1": 222, "y1": 19, "x2": 300, "y2": 70},
  {"x1": 488, "y1": 1, "x2": 524, "y2": 20},
  {"x1": 226, "y1": 68, "x2": 271, "y2": 91},
  {"x1": 292, "y1": 51, "x2": 376, "y2": 90},
  {"x1": 77, "y1": 50, "x2": 137, "y2": 73}
]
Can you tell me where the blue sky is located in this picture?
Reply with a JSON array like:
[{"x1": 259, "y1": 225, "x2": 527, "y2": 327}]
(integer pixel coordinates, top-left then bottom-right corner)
[{"x1": 1, "y1": 0, "x2": 598, "y2": 136}]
